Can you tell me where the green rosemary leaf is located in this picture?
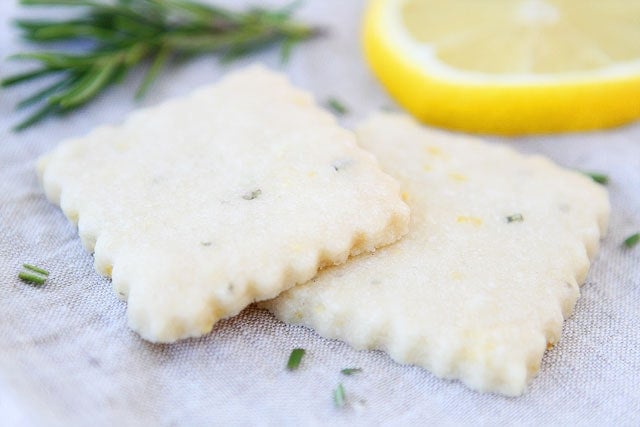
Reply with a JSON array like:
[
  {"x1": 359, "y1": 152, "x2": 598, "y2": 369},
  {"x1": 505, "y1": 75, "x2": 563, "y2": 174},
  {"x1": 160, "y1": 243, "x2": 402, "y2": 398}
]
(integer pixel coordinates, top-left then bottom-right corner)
[
  {"x1": 56, "y1": 60, "x2": 119, "y2": 108},
  {"x1": 340, "y1": 368, "x2": 362, "y2": 376},
  {"x1": 17, "y1": 77, "x2": 75, "y2": 109},
  {"x1": 583, "y1": 171, "x2": 609, "y2": 185},
  {"x1": 18, "y1": 263, "x2": 49, "y2": 285},
  {"x1": 286, "y1": 348, "x2": 305, "y2": 370},
  {"x1": 9, "y1": 52, "x2": 102, "y2": 68},
  {"x1": 136, "y1": 47, "x2": 170, "y2": 99},
  {"x1": 14, "y1": 102, "x2": 60, "y2": 131},
  {"x1": 164, "y1": 33, "x2": 242, "y2": 53},
  {"x1": 1, "y1": 68, "x2": 56, "y2": 87},
  {"x1": 15, "y1": 19, "x2": 114, "y2": 41},
  {"x1": 168, "y1": 0, "x2": 236, "y2": 22},
  {"x1": 280, "y1": 37, "x2": 298, "y2": 64},
  {"x1": 327, "y1": 98, "x2": 348, "y2": 115},
  {"x1": 18, "y1": 271, "x2": 47, "y2": 285},
  {"x1": 122, "y1": 44, "x2": 151, "y2": 67},
  {"x1": 220, "y1": 34, "x2": 283, "y2": 63},
  {"x1": 23, "y1": 264, "x2": 50, "y2": 276},
  {"x1": 112, "y1": 63, "x2": 132, "y2": 85},
  {"x1": 15, "y1": 18, "x2": 73, "y2": 31},
  {"x1": 26, "y1": 23, "x2": 116, "y2": 42},
  {"x1": 112, "y1": 14, "x2": 160, "y2": 37},
  {"x1": 20, "y1": 0, "x2": 101, "y2": 6},
  {"x1": 624, "y1": 233, "x2": 640, "y2": 249},
  {"x1": 333, "y1": 383, "x2": 346, "y2": 407}
]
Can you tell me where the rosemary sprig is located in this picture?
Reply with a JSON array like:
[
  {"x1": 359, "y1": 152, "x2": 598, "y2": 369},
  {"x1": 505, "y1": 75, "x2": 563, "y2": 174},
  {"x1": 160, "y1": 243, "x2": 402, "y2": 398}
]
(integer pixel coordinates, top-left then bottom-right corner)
[{"x1": 2, "y1": 0, "x2": 321, "y2": 131}]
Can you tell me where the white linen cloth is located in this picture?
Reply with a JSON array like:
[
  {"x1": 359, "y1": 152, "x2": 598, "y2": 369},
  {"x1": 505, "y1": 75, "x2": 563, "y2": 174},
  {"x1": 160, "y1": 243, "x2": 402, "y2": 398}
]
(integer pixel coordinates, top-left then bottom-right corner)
[{"x1": 1, "y1": 1, "x2": 639, "y2": 425}]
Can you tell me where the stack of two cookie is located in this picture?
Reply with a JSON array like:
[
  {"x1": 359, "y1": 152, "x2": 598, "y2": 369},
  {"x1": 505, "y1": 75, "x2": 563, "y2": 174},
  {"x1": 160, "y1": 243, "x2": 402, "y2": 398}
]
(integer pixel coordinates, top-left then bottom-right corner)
[{"x1": 38, "y1": 66, "x2": 609, "y2": 395}]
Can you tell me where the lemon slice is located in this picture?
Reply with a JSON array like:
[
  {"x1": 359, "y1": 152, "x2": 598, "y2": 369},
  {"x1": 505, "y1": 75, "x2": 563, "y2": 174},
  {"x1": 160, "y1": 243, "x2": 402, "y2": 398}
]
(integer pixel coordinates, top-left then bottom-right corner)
[{"x1": 363, "y1": 0, "x2": 640, "y2": 134}]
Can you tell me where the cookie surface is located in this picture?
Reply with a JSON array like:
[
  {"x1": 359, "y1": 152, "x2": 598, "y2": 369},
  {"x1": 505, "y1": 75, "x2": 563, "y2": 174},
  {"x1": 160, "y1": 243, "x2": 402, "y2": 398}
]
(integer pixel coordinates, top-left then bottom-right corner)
[
  {"x1": 37, "y1": 67, "x2": 410, "y2": 342},
  {"x1": 262, "y1": 113, "x2": 609, "y2": 395}
]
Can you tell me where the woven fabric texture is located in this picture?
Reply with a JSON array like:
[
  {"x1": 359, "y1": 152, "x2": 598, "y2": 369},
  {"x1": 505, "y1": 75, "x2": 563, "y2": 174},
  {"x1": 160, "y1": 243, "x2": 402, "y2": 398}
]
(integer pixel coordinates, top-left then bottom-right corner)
[{"x1": 1, "y1": 1, "x2": 639, "y2": 425}]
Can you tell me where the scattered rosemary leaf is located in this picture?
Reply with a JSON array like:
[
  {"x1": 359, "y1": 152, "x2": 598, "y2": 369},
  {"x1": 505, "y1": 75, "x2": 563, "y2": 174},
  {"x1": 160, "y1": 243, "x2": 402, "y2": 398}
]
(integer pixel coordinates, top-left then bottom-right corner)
[
  {"x1": 280, "y1": 36, "x2": 302, "y2": 64},
  {"x1": 506, "y1": 213, "x2": 524, "y2": 223},
  {"x1": 18, "y1": 271, "x2": 46, "y2": 285},
  {"x1": 286, "y1": 348, "x2": 305, "y2": 370},
  {"x1": 23, "y1": 263, "x2": 49, "y2": 276},
  {"x1": 623, "y1": 233, "x2": 640, "y2": 249},
  {"x1": 327, "y1": 98, "x2": 348, "y2": 116},
  {"x1": 333, "y1": 383, "x2": 346, "y2": 407},
  {"x1": 18, "y1": 263, "x2": 49, "y2": 285},
  {"x1": 341, "y1": 368, "x2": 362, "y2": 375},
  {"x1": 582, "y1": 171, "x2": 609, "y2": 185},
  {"x1": 242, "y1": 189, "x2": 262, "y2": 200}
]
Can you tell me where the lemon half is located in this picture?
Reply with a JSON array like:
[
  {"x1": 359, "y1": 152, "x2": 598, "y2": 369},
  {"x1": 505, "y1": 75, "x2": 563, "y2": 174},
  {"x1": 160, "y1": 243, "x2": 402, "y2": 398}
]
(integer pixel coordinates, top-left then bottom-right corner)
[{"x1": 363, "y1": 0, "x2": 640, "y2": 134}]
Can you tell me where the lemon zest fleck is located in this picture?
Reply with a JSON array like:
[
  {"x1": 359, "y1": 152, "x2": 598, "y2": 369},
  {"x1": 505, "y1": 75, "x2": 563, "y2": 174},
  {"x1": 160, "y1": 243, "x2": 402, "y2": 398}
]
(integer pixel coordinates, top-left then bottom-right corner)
[{"x1": 456, "y1": 216, "x2": 483, "y2": 226}]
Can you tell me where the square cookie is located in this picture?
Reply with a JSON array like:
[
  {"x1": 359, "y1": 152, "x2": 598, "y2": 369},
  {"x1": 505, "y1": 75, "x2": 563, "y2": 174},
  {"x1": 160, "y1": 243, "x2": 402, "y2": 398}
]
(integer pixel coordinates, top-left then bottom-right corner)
[
  {"x1": 262, "y1": 113, "x2": 609, "y2": 395},
  {"x1": 37, "y1": 67, "x2": 410, "y2": 342}
]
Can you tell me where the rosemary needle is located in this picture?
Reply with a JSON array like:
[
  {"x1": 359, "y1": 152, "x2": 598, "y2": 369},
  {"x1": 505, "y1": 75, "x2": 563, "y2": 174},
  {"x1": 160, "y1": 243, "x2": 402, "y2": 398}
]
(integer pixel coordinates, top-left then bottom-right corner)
[
  {"x1": 18, "y1": 272, "x2": 47, "y2": 285},
  {"x1": 3, "y1": 0, "x2": 321, "y2": 131},
  {"x1": 583, "y1": 171, "x2": 609, "y2": 185},
  {"x1": 333, "y1": 383, "x2": 346, "y2": 407},
  {"x1": 23, "y1": 263, "x2": 50, "y2": 276},
  {"x1": 18, "y1": 263, "x2": 49, "y2": 285},
  {"x1": 286, "y1": 348, "x2": 305, "y2": 370},
  {"x1": 623, "y1": 233, "x2": 640, "y2": 249},
  {"x1": 327, "y1": 98, "x2": 348, "y2": 115},
  {"x1": 340, "y1": 368, "x2": 362, "y2": 375}
]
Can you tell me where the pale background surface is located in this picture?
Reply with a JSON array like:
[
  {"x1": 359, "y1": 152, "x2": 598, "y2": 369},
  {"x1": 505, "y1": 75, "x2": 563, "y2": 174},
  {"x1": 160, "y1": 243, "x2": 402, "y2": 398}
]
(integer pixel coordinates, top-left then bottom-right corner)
[{"x1": 1, "y1": 1, "x2": 639, "y2": 425}]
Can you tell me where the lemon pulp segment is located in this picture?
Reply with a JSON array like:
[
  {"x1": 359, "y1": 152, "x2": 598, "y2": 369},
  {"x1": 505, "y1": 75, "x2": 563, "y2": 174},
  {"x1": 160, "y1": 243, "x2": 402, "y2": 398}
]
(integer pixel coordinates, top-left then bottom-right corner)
[{"x1": 363, "y1": 0, "x2": 640, "y2": 134}]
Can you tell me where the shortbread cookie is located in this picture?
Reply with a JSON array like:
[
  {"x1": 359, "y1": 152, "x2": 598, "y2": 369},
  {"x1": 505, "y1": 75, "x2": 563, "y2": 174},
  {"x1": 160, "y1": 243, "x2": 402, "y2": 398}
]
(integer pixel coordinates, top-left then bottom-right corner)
[
  {"x1": 37, "y1": 67, "x2": 410, "y2": 343},
  {"x1": 262, "y1": 113, "x2": 609, "y2": 396}
]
